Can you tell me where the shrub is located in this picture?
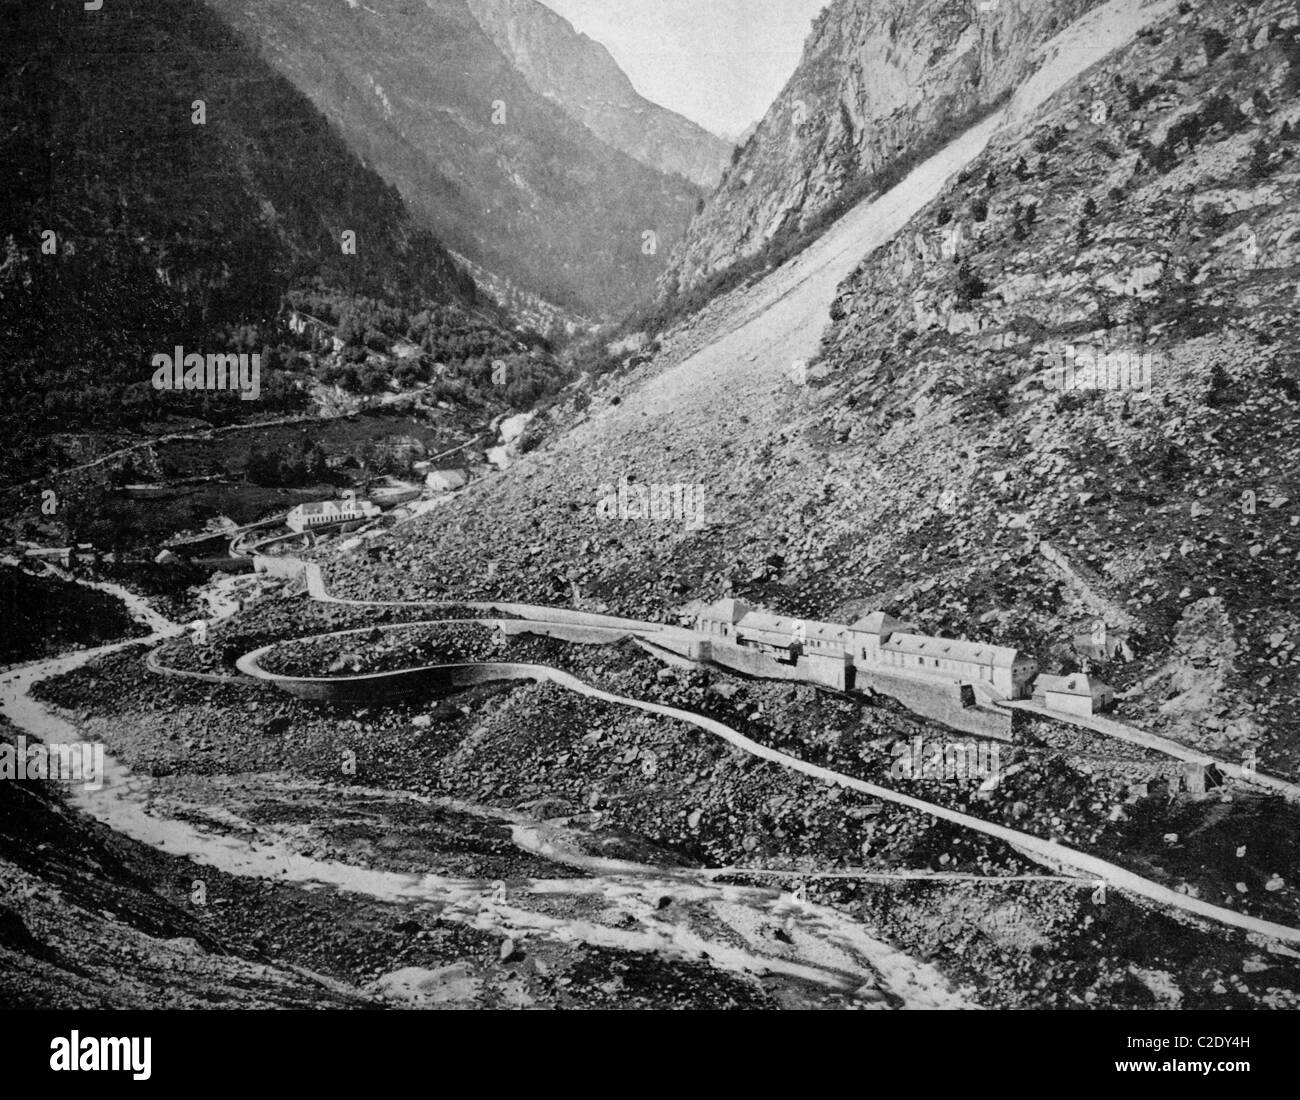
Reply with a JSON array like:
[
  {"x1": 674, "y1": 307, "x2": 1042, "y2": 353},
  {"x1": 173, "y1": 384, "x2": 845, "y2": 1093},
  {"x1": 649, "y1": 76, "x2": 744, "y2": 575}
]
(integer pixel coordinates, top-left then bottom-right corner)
[
  {"x1": 965, "y1": 369, "x2": 1015, "y2": 417},
  {"x1": 1248, "y1": 139, "x2": 1273, "y2": 180},
  {"x1": 1034, "y1": 124, "x2": 1066, "y2": 153},
  {"x1": 517, "y1": 425, "x2": 543, "y2": 454},
  {"x1": 1202, "y1": 28, "x2": 1229, "y2": 63},
  {"x1": 954, "y1": 261, "x2": 988, "y2": 305}
]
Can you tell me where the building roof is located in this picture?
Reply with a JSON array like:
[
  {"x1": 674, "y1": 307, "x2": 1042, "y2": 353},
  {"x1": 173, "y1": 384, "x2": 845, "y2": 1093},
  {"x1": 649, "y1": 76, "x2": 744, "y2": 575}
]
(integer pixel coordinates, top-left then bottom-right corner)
[
  {"x1": 806, "y1": 622, "x2": 849, "y2": 644},
  {"x1": 701, "y1": 598, "x2": 752, "y2": 624},
  {"x1": 733, "y1": 614, "x2": 848, "y2": 645},
  {"x1": 736, "y1": 611, "x2": 794, "y2": 635},
  {"x1": 1037, "y1": 673, "x2": 1112, "y2": 697},
  {"x1": 289, "y1": 499, "x2": 374, "y2": 517},
  {"x1": 882, "y1": 632, "x2": 1025, "y2": 668},
  {"x1": 848, "y1": 610, "x2": 912, "y2": 636}
]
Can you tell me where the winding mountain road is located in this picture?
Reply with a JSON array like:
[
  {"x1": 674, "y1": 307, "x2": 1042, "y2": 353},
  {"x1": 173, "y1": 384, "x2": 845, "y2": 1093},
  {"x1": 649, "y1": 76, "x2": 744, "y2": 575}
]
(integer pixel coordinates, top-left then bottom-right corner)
[
  {"x1": 2, "y1": 578, "x2": 976, "y2": 1007},
  {"x1": 142, "y1": 561, "x2": 1300, "y2": 951}
]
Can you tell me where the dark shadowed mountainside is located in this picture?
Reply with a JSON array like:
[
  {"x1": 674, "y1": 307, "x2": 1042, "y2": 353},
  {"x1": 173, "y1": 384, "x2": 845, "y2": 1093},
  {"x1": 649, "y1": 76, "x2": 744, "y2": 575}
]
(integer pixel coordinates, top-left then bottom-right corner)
[
  {"x1": 203, "y1": 0, "x2": 704, "y2": 318},
  {"x1": 0, "y1": 0, "x2": 478, "y2": 465}
]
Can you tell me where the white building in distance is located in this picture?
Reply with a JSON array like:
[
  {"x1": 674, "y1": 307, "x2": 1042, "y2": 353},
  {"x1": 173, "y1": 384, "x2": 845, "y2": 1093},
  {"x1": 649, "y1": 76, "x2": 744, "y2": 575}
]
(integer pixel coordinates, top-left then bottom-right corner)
[{"x1": 286, "y1": 499, "x2": 381, "y2": 533}]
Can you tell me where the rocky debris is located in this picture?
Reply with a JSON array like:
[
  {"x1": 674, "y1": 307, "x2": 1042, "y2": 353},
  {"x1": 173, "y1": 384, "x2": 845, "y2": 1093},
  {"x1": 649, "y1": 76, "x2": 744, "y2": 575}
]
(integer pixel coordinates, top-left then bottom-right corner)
[
  {"x1": 19, "y1": 0, "x2": 1300, "y2": 1017},
  {"x1": 148, "y1": 595, "x2": 493, "y2": 679},
  {"x1": 42, "y1": 599, "x2": 1300, "y2": 929},
  {"x1": 298, "y1": 0, "x2": 1300, "y2": 783},
  {"x1": 666, "y1": 0, "x2": 1104, "y2": 293},
  {"x1": 369, "y1": 963, "x2": 482, "y2": 1007},
  {"x1": 263, "y1": 623, "x2": 499, "y2": 679},
  {"x1": 22, "y1": 585, "x2": 1300, "y2": 1009}
]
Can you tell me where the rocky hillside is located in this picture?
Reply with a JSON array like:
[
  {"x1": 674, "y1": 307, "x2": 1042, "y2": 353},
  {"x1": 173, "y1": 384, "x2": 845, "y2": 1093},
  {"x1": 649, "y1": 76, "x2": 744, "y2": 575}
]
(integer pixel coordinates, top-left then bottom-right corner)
[
  {"x1": 320, "y1": 0, "x2": 1300, "y2": 784},
  {"x1": 465, "y1": 0, "x2": 732, "y2": 189},
  {"x1": 805, "y1": 0, "x2": 1300, "y2": 768},
  {"x1": 662, "y1": 0, "x2": 1106, "y2": 296},
  {"x1": 203, "y1": 0, "x2": 703, "y2": 318},
  {"x1": 36, "y1": 597, "x2": 1300, "y2": 1007}
]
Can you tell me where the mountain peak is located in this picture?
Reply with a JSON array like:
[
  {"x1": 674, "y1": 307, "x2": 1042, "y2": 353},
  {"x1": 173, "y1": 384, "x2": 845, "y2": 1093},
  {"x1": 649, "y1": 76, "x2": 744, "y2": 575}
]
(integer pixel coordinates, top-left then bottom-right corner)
[{"x1": 465, "y1": 0, "x2": 733, "y2": 188}]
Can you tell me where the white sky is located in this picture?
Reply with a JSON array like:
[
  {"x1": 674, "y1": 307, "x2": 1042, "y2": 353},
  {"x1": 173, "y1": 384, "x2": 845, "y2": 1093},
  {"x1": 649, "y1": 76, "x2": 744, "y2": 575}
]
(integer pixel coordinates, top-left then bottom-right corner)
[{"x1": 537, "y1": 0, "x2": 830, "y2": 139}]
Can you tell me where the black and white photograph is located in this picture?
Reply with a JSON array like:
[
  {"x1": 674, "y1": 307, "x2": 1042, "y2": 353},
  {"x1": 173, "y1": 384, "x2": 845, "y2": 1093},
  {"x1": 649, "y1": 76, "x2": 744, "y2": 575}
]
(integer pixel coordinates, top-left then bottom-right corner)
[{"x1": 0, "y1": 0, "x2": 1297, "y2": 1073}]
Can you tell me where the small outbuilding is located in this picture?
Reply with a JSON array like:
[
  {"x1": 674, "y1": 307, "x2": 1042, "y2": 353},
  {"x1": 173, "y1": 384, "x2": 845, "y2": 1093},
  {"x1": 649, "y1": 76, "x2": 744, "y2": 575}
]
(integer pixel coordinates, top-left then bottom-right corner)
[
  {"x1": 1036, "y1": 673, "x2": 1115, "y2": 717},
  {"x1": 695, "y1": 598, "x2": 753, "y2": 640}
]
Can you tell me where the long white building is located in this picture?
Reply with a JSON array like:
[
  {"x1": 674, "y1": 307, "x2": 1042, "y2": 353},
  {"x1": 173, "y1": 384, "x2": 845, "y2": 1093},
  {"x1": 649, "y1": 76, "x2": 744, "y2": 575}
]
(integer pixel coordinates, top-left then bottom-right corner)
[
  {"x1": 696, "y1": 599, "x2": 1039, "y2": 700},
  {"x1": 285, "y1": 498, "x2": 381, "y2": 534}
]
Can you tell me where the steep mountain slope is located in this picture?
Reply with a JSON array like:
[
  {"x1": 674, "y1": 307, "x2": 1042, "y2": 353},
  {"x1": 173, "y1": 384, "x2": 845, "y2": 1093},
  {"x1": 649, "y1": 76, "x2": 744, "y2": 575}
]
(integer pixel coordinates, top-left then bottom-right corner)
[
  {"x1": 662, "y1": 0, "x2": 1107, "y2": 297},
  {"x1": 465, "y1": 0, "x2": 732, "y2": 189},
  {"x1": 0, "y1": 0, "x2": 476, "y2": 460},
  {"x1": 202, "y1": 0, "x2": 703, "y2": 318},
  {"x1": 808, "y1": 0, "x2": 1300, "y2": 767},
  {"x1": 323, "y1": 0, "x2": 1300, "y2": 783}
]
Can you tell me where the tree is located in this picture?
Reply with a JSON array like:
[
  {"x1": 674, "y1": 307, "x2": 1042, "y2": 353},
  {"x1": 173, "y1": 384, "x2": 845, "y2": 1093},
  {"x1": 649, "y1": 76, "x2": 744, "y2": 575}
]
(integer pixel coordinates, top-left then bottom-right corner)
[
  {"x1": 246, "y1": 447, "x2": 286, "y2": 487},
  {"x1": 1206, "y1": 362, "x2": 1234, "y2": 407},
  {"x1": 1201, "y1": 28, "x2": 1229, "y2": 63},
  {"x1": 954, "y1": 260, "x2": 988, "y2": 306},
  {"x1": 1248, "y1": 139, "x2": 1273, "y2": 181},
  {"x1": 303, "y1": 442, "x2": 329, "y2": 482},
  {"x1": 336, "y1": 307, "x2": 366, "y2": 348},
  {"x1": 1012, "y1": 201, "x2": 1037, "y2": 241}
]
